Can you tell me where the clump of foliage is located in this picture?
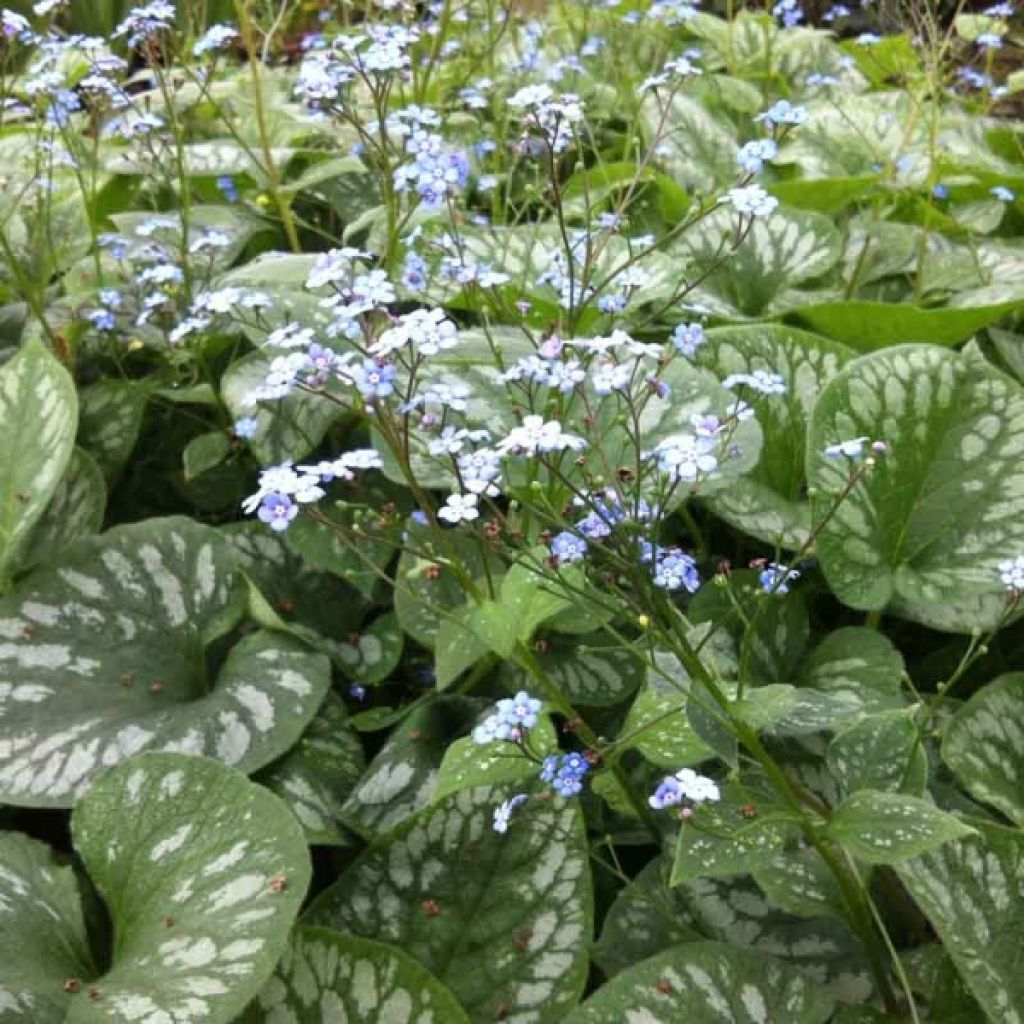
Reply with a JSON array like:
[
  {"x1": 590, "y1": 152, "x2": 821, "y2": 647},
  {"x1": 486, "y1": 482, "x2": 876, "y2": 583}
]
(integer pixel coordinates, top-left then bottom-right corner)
[{"x1": 1, "y1": 0, "x2": 1024, "y2": 1021}]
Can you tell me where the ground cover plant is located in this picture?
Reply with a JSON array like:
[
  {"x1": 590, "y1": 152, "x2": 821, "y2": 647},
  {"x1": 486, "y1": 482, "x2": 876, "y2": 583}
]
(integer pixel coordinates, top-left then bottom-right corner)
[{"x1": 1, "y1": 0, "x2": 1024, "y2": 1020}]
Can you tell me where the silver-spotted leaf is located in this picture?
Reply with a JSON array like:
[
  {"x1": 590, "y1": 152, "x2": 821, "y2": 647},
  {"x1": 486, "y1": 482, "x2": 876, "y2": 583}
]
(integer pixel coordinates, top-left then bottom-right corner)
[
  {"x1": 826, "y1": 792, "x2": 975, "y2": 864},
  {"x1": 76, "y1": 379, "x2": 148, "y2": 484},
  {"x1": 340, "y1": 697, "x2": 479, "y2": 837},
  {"x1": 828, "y1": 710, "x2": 927, "y2": 795},
  {"x1": 808, "y1": 345, "x2": 1024, "y2": 631},
  {"x1": 941, "y1": 672, "x2": 1024, "y2": 825},
  {"x1": 307, "y1": 784, "x2": 592, "y2": 1023},
  {"x1": 695, "y1": 325, "x2": 853, "y2": 547},
  {"x1": 0, "y1": 339, "x2": 77, "y2": 585},
  {"x1": 247, "y1": 927, "x2": 469, "y2": 1023},
  {"x1": 564, "y1": 942, "x2": 833, "y2": 1024},
  {"x1": 896, "y1": 825, "x2": 1024, "y2": 1024},
  {"x1": 22, "y1": 448, "x2": 106, "y2": 570},
  {"x1": 67, "y1": 753, "x2": 310, "y2": 1024},
  {"x1": 256, "y1": 696, "x2": 365, "y2": 845},
  {"x1": 0, "y1": 833, "x2": 95, "y2": 1022},
  {"x1": 0, "y1": 517, "x2": 329, "y2": 806}
]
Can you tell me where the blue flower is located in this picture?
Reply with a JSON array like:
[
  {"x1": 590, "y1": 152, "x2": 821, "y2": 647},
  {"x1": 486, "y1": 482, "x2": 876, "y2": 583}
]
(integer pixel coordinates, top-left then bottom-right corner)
[
  {"x1": 759, "y1": 562, "x2": 800, "y2": 595},
  {"x1": 233, "y1": 416, "x2": 259, "y2": 440},
  {"x1": 540, "y1": 755, "x2": 560, "y2": 783},
  {"x1": 258, "y1": 492, "x2": 298, "y2": 532},
  {"x1": 348, "y1": 683, "x2": 366, "y2": 701},
  {"x1": 932, "y1": 183, "x2": 950, "y2": 200},
  {"x1": 550, "y1": 531, "x2": 587, "y2": 565},
  {"x1": 991, "y1": 185, "x2": 1016, "y2": 202},
  {"x1": 653, "y1": 549, "x2": 699, "y2": 592},
  {"x1": 493, "y1": 793, "x2": 529, "y2": 833},
  {"x1": 217, "y1": 175, "x2": 239, "y2": 202},
  {"x1": 671, "y1": 322, "x2": 706, "y2": 356},
  {"x1": 352, "y1": 360, "x2": 397, "y2": 400}
]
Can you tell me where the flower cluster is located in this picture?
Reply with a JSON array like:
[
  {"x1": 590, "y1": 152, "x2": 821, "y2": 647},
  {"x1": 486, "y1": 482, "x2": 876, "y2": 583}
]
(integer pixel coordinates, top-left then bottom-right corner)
[
  {"x1": 999, "y1": 556, "x2": 1024, "y2": 596},
  {"x1": 472, "y1": 692, "x2": 543, "y2": 744},
  {"x1": 649, "y1": 767, "x2": 721, "y2": 810},
  {"x1": 540, "y1": 752, "x2": 591, "y2": 797}
]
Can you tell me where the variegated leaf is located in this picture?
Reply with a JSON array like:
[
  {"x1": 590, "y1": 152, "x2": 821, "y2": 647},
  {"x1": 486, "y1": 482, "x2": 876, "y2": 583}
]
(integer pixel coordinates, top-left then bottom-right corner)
[
  {"x1": 695, "y1": 325, "x2": 853, "y2": 548},
  {"x1": 256, "y1": 696, "x2": 365, "y2": 845},
  {"x1": 897, "y1": 824, "x2": 1024, "y2": 1024},
  {"x1": 941, "y1": 672, "x2": 1024, "y2": 825},
  {"x1": 306, "y1": 784, "x2": 592, "y2": 1023},
  {"x1": 0, "y1": 833, "x2": 95, "y2": 1022},
  {"x1": 76, "y1": 379, "x2": 148, "y2": 485},
  {"x1": 0, "y1": 517, "x2": 329, "y2": 807},
  {"x1": 808, "y1": 345, "x2": 1024, "y2": 631},
  {"x1": 66, "y1": 753, "x2": 309, "y2": 1024},
  {"x1": 674, "y1": 206, "x2": 841, "y2": 319},
  {"x1": 564, "y1": 942, "x2": 833, "y2": 1024},
  {"x1": 246, "y1": 927, "x2": 469, "y2": 1023},
  {"x1": 22, "y1": 448, "x2": 106, "y2": 570},
  {"x1": 826, "y1": 792, "x2": 975, "y2": 864},
  {"x1": 0, "y1": 339, "x2": 77, "y2": 586}
]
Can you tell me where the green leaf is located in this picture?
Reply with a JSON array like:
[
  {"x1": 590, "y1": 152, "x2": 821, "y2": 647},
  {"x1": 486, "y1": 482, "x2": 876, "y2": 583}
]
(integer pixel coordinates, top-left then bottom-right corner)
[
  {"x1": 67, "y1": 753, "x2": 310, "y2": 1024},
  {"x1": 753, "y1": 848, "x2": 846, "y2": 921},
  {"x1": 340, "y1": 697, "x2": 479, "y2": 837},
  {"x1": 431, "y1": 713, "x2": 557, "y2": 805},
  {"x1": 671, "y1": 780, "x2": 802, "y2": 883},
  {"x1": 76, "y1": 379, "x2": 148, "y2": 485},
  {"x1": 675, "y1": 206, "x2": 841, "y2": 318},
  {"x1": 0, "y1": 339, "x2": 77, "y2": 585},
  {"x1": 247, "y1": 927, "x2": 470, "y2": 1022},
  {"x1": 896, "y1": 825, "x2": 1024, "y2": 1024},
  {"x1": 791, "y1": 298, "x2": 1024, "y2": 351},
  {"x1": 0, "y1": 517, "x2": 329, "y2": 807},
  {"x1": 506, "y1": 633, "x2": 645, "y2": 707},
  {"x1": 307, "y1": 784, "x2": 592, "y2": 1024},
  {"x1": 941, "y1": 672, "x2": 1024, "y2": 825},
  {"x1": 695, "y1": 325, "x2": 853, "y2": 547},
  {"x1": 0, "y1": 833, "x2": 95, "y2": 1021},
  {"x1": 593, "y1": 857, "x2": 701, "y2": 978},
  {"x1": 808, "y1": 345, "x2": 1024, "y2": 631},
  {"x1": 826, "y1": 791, "x2": 976, "y2": 864},
  {"x1": 828, "y1": 710, "x2": 927, "y2": 795},
  {"x1": 640, "y1": 92, "x2": 738, "y2": 193},
  {"x1": 564, "y1": 942, "x2": 833, "y2": 1024},
  {"x1": 335, "y1": 612, "x2": 404, "y2": 684},
  {"x1": 22, "y1": 448, "x2": 106, "y2": 570},
  {"x1": 183, "y1": 431, "x2": 232, "y2": 482},
  {"x1": 255, "y1": 696, "x2": 365, "y2": 845},
  {"x1": 221, "y1": 350, "x2": 342, "y2": 466},
  {"x1": 768, "y1": 176, "x2": 878, "y2": 214}
]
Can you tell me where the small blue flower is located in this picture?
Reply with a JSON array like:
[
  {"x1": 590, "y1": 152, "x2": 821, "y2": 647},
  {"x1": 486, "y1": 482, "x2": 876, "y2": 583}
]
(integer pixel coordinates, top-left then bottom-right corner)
[
  {"x1": 759, "y1": 562, "x2": 800, "y2": 595},
  {"x1": 540, "y1": 755, "x2": 560, "y2": 783},
  {"x1": 233, "y1": 416, "x2": 259, "y2": 440},
  {"x1": 348, "y1": 682, "x2": 366, "y2": 701},
  {"x1": 493, "y1": 793, "x2": 529, "y2": 833},
  {"x1": 353, "y1": 360, "x2": 397, "y2": 400},
  {"x1": 258, "y1": 492, "x2": 298, "y2": 532},
  {"x1": 671, "y1": 322, "x2": 705, "y2": 356},
  {"x1": 932, "y1": 183, "x2": 950, "y2": 200},
  {"x1": 550, "y1": 531, "x2": 587, "y2": 565},
  {"x1": 561, "y1": 752, "x2": 588, "y2": 776},
  {"x1": 991, "y1": 185, "x2": 1016, "y2": 203},
  {"x1": 217, "y1": 175, "x2": 239, "y2": 202}
]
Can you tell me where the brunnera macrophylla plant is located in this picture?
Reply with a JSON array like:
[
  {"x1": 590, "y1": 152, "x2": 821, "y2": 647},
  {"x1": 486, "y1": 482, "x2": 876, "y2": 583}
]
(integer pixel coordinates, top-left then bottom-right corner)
[{"x1": 2, "y1": 0, "x2": 1024, "y2": 1021}]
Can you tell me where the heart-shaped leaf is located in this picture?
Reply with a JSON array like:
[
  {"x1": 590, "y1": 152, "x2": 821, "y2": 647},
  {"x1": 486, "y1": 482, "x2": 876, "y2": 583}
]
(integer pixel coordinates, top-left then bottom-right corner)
[
  {"x1": 941, "y1": 672, "x2": 1024, "y2": 825},
  {"x1": 674, "y1": 206, "x2": 841, "y2": 319},
  {"x1": 1, "y1": 754, "x2": 309, "y2": 1024},
  {"x1": 897, "y1": 824, "x2": 1024, "y2": 1024},
  {"x1": 246, "y1": 927, "x2": 470, "y2": 1023},
  {"x1": 22, "y1": 448, "x2": 106, "y2": 571},
  {"x1": 826, "y1": 792, "x2": 975, "y2": 864},
  {"x1": 340, "y1": 697, "x2": 479, "y2": 837},
  {"x1": 564, "y1": 942, "x2": 833, "y2": 1023},
  {"x1": 307, "y1": 783, "x2": 592, "y2": 1023},
  {"x1": 808, "y1": 345, "x2": 1024, "y2": 631},
  {"x1": 0, "y1": 339, "x2": 77, "y2": 586},
  {"x1": 695, "y1": 325, "x2": 853, "y2": 547},
  {"x1": 0, "y1": 833, "x2": 95, "y2": 1021},
  {"x1": 256, "y1": 695, "x2": 365, "y2": 845},
  {"x1": 828, "y1": 710, "x2": 927, "y2": 795},
  {"x1": 68, "y1": 753, "x2": 309, "y2": 1023},
  {"x1": 75, "y1": 380, "x2": 148, "y2": 486},
  {"x1": 0, "y1": 517, "x2": 330, "y2": 806}
]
